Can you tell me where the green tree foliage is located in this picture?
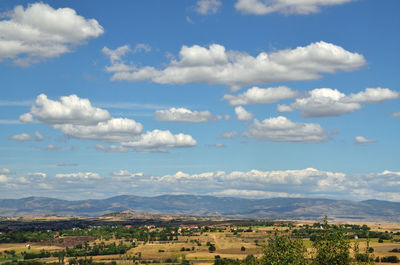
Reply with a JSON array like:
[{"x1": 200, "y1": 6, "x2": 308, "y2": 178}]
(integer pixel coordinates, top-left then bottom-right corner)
[
  {"x1": 261, "y1": 230, "x2": 307, "y2": 265},
  {"x1": 353, "y1": 240, "x2": 374, "y2": 265},
  {"x1": 3, "y1": 260, "x2": 116, "y2": 265},
  {"x1": 214, "y1": 256, "x2": 241, "y2": 265},
  {"x1": 209, "y1": 245, "x2": 216, "y2": 252},
  {"x1": 312, "y1": 216, "x2": 351, "y2": 265},
  {"x1": 243, "y1": 255, "x2": 258, "y2": 265},
  {"x1": 0, "y1": 231, "x2": 54, "y2": 243},
  {"x1": 380, "y1": 256, "x2": 399, "y2": 263}
]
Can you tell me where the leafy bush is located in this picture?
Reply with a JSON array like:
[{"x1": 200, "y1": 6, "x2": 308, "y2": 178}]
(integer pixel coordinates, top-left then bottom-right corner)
[
  {"x1": 209, "y1": 245, "x2": 216, "y2": 252},
  {"x1": 262, "y1": 230, "x2": 307, "y2": 265},
  {"x1": 312, "y1": 216, "x2": 351, "y2": 265},
  {"x1": 355, "y1": 253, "x2": 374, "y2": 262},
  {"x1": 381, "y1": 256, "x2": 399, "y2": 263}
]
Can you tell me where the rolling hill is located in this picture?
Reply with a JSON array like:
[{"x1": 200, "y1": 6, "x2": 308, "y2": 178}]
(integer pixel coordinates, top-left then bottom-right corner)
[{"x1": 1, "y1": 195, "x2": 399, "y2": 221}]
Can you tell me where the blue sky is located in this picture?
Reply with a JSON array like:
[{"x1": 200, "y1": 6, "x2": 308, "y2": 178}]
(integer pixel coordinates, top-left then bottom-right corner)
[{"x1": 0, "y1": 0, "x2": 399, "y2": 201}]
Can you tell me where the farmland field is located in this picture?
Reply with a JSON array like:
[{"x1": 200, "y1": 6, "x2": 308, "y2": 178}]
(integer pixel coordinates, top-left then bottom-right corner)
[{"x1": 1, "y1": 217, "x2": 400, "y2": 265}]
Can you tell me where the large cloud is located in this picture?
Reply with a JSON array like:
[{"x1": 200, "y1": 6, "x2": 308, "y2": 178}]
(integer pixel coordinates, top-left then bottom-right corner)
[
  {"x1": 223, "y1": 86, "x2": 299, "y2": 105},
  {"x1": 22, "y1": 94, "x2": 196, "y2": 152},
  {"x1": 121, "y1": 130, "x2": 197, "y2": 152},
  {"x1": 3, "y1": 167, "x2": 400, "y2": 201},
  {"x1": 0, "y1": 3, "x2": 103, "y2": 65},
  {"x1": 235, "y1": 0, "x2": 353, "y2": 15},
  {"x1": 155, "y1": 107, "x2": 213, "y2": 123},
  {"x1": 279, "y1": 87, "x2": 399, "y2": 117},
  {"x1": 348, "y1": 87, "x2": 399, "y2": 103},
  {"x1": 28, "y1": 94, "x2": 110, "y2": 125},
  {"x1": 244, "y1": 116, "x2": 328, "y2": 143},
  {"x1": 54, "y1": 118, "x2": 143, "y2": 142},
  {"x1": 104, "y1": 42, "x2": 365, "y2": 90}
]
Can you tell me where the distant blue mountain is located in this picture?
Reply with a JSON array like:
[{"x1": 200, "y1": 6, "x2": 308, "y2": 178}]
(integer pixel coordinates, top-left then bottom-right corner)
[{"x1": 1, "y1": 195, "x2": 399, "y2": 221}]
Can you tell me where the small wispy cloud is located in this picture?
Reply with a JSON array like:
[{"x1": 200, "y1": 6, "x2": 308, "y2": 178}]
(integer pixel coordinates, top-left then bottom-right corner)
[
  {"x1": 0, "y1": 120, "x2": 21, "y2": 125},
  {"x1": 0, "y1": 100, "x2": 33, "y2": 107},
  {"x1": 355, "y1": 136, "x2": 376, "y2": 144}
]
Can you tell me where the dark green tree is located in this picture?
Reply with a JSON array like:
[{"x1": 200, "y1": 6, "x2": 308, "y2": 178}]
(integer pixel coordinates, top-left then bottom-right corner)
[
  {"x1": 209, "y1": 245, "x2": 216, "y2": 252},
  {"x1": 312, "y1": 216, "x2": 351, "y2": 265},
  {"x1": 261, "y1": 230, "x2": 307, "y2": 265}
]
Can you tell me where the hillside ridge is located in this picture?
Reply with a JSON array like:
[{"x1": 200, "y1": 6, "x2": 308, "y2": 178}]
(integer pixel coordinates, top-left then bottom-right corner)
[{"x1": 1, "y1": 195, "x2": 399, "y2": 221}]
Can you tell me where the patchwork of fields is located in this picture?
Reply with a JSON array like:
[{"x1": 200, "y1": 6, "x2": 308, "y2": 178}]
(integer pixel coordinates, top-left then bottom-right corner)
[{"x1": 1, "y1": 219, "x2": 400, "y2": 265}]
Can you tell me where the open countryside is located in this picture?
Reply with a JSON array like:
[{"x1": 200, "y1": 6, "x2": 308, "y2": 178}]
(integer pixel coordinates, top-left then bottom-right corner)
[{"x1": 1, "y1": 215, "x2": 400, "y2": 265}]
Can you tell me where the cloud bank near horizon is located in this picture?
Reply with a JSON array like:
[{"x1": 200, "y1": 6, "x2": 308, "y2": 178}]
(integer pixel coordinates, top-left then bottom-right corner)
[{"x1": 1, "y1": 167, "x2": 400, "y2": 202}]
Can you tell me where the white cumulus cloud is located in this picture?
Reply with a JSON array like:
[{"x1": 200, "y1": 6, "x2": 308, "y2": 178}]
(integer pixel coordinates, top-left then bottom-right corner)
[
  {"x1": 244, "y1": 116, "x2": 328, "y2": 143},
  {"x1": 54, "y1": 118, "x2": 143, "y2": 142},
  {"x1": 9, "y1": 132, "x2": 44, "y2": 142},
  {"x1": 277, "y1": 104, "x2": 294, "y2": 113},
  {"x1": 223, "y1": 86, "x2": 299, "y2": 105},
  {"x1": 348, "y1": 87, "x2": 399, "y2": 103},
  {"x1": 234, "y1": 106, "x2": 254, "y2": 121},
  {"x1": 289, "y1": 88, "x2": 361, "y2": 117},
  {"x1": 0, "y1": 3, "x2": 103, "y2": 65},
  {"x1": 122, "y1": 130, "x2": 197, "y2": 152},
  {"x1": 3, "y1": 167, "x2": 400, "y2": 201},
  {"x1": 9, "y1": 133, "x2": 32, "y2": 141},
  {"x1": 30, "y1": 94, "x2": 110, "y2": 125},
  {"x1": 155, "y1": 107, "x2": 213, "y2": 123},
  {"x1": 19, "y1": 113, "x2": 34, "y2": 123},
  {"x1": 355, "y1": 136, "x2": 376, "y2": 144},
  {"x1": 283, "y1": 87, "x2": 399, "y2": 117},
  {"x1": 106, "y1": 42, "x2": 365, "y2": 91},
  {"x1": 22, "y1": 94, "x2": 196, "y2": 153},
  {"x1": 235, "y1": 0, "x2": 353, "y2": 15}
]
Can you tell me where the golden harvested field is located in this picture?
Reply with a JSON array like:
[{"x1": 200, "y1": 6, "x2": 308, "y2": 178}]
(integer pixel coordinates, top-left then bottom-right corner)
[
  {"x1": 1, "y1": 221, "x2": 400, "y2": 265},
  {"x1": 0, "y1": 243, "x2": 63, "y2": 252}
]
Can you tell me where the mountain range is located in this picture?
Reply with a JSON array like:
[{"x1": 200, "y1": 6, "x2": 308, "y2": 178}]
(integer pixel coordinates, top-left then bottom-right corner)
[{"x1": 1, "y1": 195, "x2": 400, "y2": 221}]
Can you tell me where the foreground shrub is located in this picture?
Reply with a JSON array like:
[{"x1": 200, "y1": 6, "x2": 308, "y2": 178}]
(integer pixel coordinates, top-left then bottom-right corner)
[
  {"x1": 261, "y1": 230, "x2": 307, "y2": 265},
  {"x1": 312, "y1": 216, "x2": 351, "y2": 265},
  {"x1": 381, "y1": 256, "x2": 399, "y2": 263}
]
